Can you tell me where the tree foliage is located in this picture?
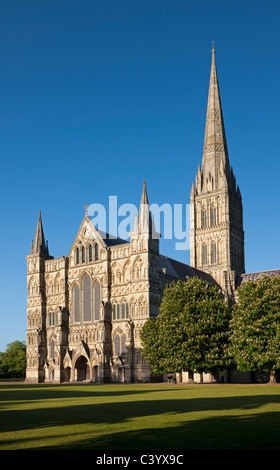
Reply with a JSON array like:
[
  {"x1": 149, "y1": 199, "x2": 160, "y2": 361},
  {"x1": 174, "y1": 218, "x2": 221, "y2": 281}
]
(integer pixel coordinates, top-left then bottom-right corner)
[
  {"x1": 140, "y1": 278, "x2": 231, "y2": 376},
  {"x1": 230, "y1": 275, "x2": 280, "y2": 381},
  {"x1": 0, "y1": 341, "x2": 26, "y2": 378}
]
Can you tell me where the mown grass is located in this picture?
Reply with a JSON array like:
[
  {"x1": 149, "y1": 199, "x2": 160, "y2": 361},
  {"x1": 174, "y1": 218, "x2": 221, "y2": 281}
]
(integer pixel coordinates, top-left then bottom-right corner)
[{"x1": 1, "y1": 382, "x2": 280, "y2": 450}]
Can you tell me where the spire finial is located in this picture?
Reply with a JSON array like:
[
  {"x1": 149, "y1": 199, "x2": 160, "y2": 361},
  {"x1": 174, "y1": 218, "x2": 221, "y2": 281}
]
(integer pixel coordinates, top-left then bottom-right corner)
[
  {"x1": 212, "y1": 40, "x2": 215, "y2": 53},
  {"x1": 85, "y1": 204, "x2": 89, "y2": 215}
]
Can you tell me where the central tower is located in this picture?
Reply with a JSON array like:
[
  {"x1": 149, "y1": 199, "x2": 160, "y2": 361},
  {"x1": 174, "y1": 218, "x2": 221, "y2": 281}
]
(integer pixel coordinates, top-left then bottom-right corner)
[{"x1": 189, "y1": 46, "x2": 245, "y2": 298}]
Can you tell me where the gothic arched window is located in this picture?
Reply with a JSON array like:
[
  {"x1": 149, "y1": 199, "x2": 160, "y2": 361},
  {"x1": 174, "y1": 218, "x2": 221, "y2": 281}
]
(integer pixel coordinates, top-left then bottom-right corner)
[
  {"x1": 89, "y1": 245, "x2": 93, "y2": 262},
  {"x1": 124, "y1": 300, "x2": 129, "y2": 319},
  {"x1": 83, "y1": 274, "x2": 92, "y2": 322},
  {"x1": 113, "y1": 300, "x2": 129, "y2": 320},
  {"x1": 73, "y1": 284, "x2": 80, "y2": 322},
  {"x1": 202, "y1": 244, "x2": 208, "y2": 266},
  {"x1": 76, "y1": 247, "x2": 79, "y2": 265},
  {"x1": 82, "y1": 246, "x2": 85, "y2": 263},
  {"x1": 50, "y1": 340, "x2": 55, "y2": 359},
  {"x1": 114, "y1": 329, "x2": 127, "y2": 356},
  {"x1": 94, "y1": 281, "x2": 101, "y2": 321},
  {"x1": 211, "y1": 242, "x2": 217, "y2": 264},
  {"x1": 95, "y1": 244, "x2": 99, "y2": 261},
  {"x1": 210, "y1": 207, "x2": 217, "y2": 226},
  {"x1": 49, "y1": 310, "x2": 57, "y2": 326},
  {"x1": 113, "y1": 302, "x2": 117, "y2": 320},
  {"x1": 201, "y1": 210, "x2": 207, "y2": 228},
  {"x1": 115, "y1": 334, "x2": 120, "y2": 356}
]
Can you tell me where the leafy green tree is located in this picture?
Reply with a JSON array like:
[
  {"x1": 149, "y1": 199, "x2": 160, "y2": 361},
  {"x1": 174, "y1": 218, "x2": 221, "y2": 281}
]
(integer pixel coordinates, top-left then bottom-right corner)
[
  {"x1": 0, "y1": 341, "x2": 26, "y2": 378},
  {"x1": 230, "y1": 275, "x2": 280, "y2": 383},
  {"x1": 139, "y1": 316, "x2": 162, "y2": 374},
  {"x1": 140, "y1": 278, "x2": 231, "y2": 378}
]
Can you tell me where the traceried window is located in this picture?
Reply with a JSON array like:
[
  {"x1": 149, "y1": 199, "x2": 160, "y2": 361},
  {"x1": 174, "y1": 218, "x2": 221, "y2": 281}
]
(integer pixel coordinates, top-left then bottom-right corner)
[
  {"x1": 73, "y1": 284, "x2": 80, "y2": 322},
  {"x1": 83, "y1": 274, "x2": 92, "y2": 322},
  {"x1": 114, "y1": 329, "x2": 127, "y2": 356}
]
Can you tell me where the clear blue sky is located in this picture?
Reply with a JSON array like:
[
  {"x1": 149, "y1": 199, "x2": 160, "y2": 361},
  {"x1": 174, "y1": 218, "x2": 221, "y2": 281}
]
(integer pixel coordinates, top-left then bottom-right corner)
[{"x1": 0, "y1": 0, "x2": 279, "y2": 351}]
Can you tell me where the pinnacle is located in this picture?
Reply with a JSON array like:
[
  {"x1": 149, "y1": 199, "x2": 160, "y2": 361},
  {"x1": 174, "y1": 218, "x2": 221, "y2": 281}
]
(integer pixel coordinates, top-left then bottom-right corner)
[{"x1": 31, "y1": 210, "x2": 49, "y2": 256}]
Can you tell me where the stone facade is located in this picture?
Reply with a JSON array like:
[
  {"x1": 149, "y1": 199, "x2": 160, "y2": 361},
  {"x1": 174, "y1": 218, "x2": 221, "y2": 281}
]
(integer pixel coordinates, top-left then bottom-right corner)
[
  {"x1": 26, "y1": 183, "x2": 213, "y2": 383},
  {"x1": 25, "y1": 47, "x2": 275, "y2": 383}
]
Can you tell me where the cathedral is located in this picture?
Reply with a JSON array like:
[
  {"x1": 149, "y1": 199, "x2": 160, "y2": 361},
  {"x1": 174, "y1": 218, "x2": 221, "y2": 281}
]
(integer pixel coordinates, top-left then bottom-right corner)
[{"x1": 25, "y1": 47, "x2": 279, "y2": 383}]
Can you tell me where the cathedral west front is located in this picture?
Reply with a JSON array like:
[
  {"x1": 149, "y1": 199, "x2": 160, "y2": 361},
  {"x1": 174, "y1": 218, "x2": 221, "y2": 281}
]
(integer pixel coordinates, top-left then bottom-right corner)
[{"x1": 25, "y1": 47, "x2": 279, "y2": 384}]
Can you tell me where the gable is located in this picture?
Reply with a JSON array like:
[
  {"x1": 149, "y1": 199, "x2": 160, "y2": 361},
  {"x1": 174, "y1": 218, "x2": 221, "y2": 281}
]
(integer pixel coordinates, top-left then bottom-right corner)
[
  {"x1": 68, "y1": 215, "x2": 107, "y2": 258},
  {"x1": 68, "y1": 215, "x2": 129, "y2": 257}
]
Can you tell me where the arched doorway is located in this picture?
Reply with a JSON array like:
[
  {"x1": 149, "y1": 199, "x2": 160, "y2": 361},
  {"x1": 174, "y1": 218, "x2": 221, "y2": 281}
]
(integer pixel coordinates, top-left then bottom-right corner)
[
  {"x1": 48, "y1": 368, "x2": 54, "y2": 382},
  {"x1": 75, "y1": 355, "x2": 89, "y2": 381},
  {"x1": 118, "y1": 366, "x2": 125, "y2": 383},
  {"x1": 64, "y1": 366, "x2": 71, "y2": 382},
  {"x1": 92, "y1": 365, "x2": 98, "y2": 382}
]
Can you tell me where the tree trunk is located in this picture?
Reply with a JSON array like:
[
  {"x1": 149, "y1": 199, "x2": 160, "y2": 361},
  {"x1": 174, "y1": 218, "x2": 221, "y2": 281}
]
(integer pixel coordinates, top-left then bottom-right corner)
[
  {"x1": 188, "y1": 370, "x2": 194, "y2": 383},
  {"x1": 269, "y1": 370, "x2": 276, "y2": 383}
]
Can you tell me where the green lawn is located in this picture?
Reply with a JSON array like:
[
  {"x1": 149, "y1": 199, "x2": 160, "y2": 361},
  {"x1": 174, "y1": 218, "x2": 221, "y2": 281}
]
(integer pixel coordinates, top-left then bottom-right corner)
[{"x1": 1, "y1": 382, "x2": 280, "y2": 450}]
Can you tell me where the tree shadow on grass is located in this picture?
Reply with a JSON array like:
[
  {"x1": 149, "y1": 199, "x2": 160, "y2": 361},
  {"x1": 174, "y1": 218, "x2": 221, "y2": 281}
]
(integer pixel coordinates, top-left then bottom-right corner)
[
  {"x1": 2, "y1": 388, "x2": 280, "y2": 450},
  {"x1": 0, "y1": 383, "x2": 171, "y2": 406},
  {"x1": 4, "y1": 408, "x2": 280, "y2": 451},
  {"x1": 46, "y1": 411, "x2": 280, "y2": 450}
]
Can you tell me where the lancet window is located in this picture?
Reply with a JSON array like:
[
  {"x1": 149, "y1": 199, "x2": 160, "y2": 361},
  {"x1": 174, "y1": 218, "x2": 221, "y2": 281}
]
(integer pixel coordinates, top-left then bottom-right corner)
[
  {"x1": 201, "y1": 209, "x2": 207, "y2": 228},
  {"x1": 73, "y1": 284, "x2": 80, "y2": 322},
  {"x1": 202, "y1": 244, "x2": 208, "y2": 266},
  {"x1": 211, "y1": 242, "x2": 217, "y2": 264},
  {"x1": 94, "y1": 281, "x2": 101, "y2": 321},
  {"x1": 113, "y1": 299, "x2": 129, "y2": 320},
  {"x1": 83, "y1": 274, "x2": 92, "y2": 321}
]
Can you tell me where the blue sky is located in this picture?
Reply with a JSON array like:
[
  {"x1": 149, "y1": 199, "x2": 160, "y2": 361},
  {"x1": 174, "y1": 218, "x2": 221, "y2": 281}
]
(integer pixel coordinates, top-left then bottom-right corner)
[{"x1": 0, "y1": 0, "x2": 280, "y2": 351}]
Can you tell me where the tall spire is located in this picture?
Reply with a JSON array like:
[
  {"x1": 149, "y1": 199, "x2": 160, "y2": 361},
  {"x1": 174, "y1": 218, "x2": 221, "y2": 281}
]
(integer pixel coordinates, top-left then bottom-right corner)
[
  {"x1": 31, "y1": 210, "x2": 49, "y2": 256},
  {"x1": 190, "y1": 46, "x2": 245, "y2": 297},
  {"x1": 201, "y1": 44, "x2": 230, "y2": 189}
]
